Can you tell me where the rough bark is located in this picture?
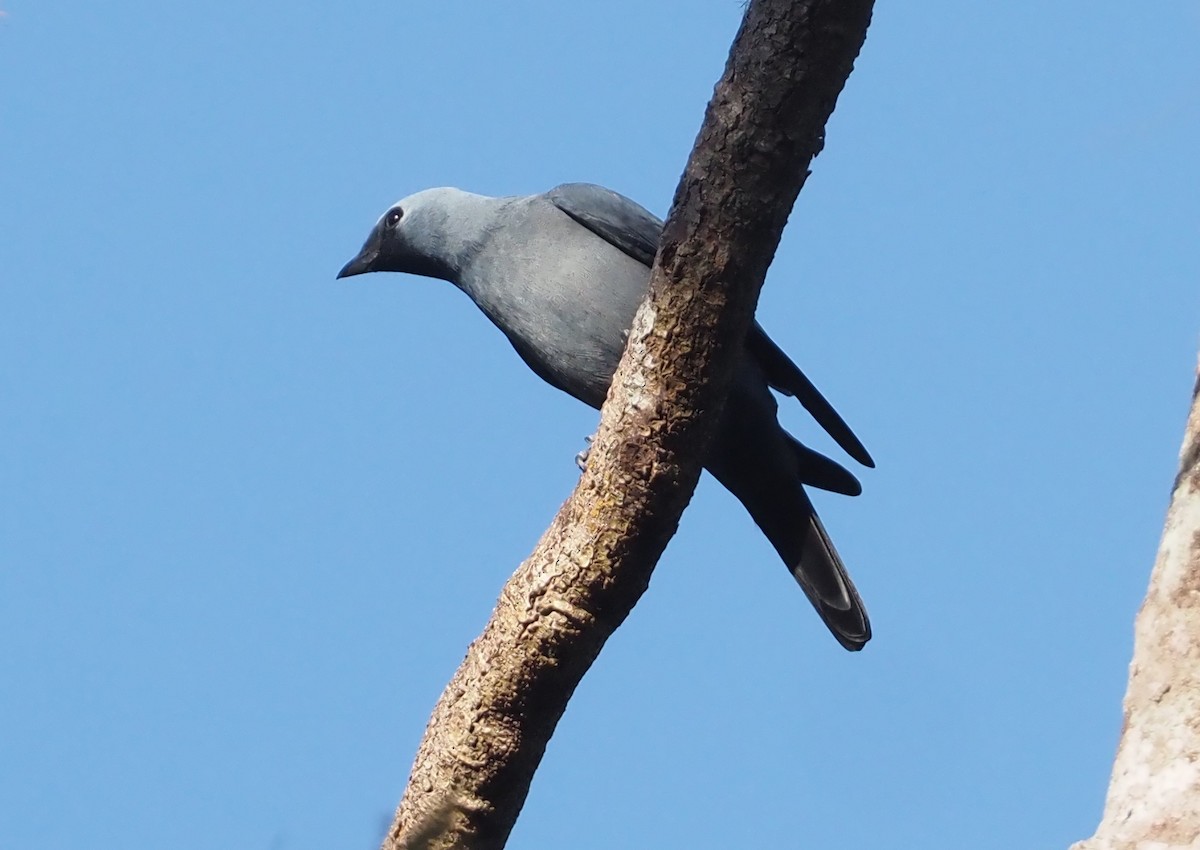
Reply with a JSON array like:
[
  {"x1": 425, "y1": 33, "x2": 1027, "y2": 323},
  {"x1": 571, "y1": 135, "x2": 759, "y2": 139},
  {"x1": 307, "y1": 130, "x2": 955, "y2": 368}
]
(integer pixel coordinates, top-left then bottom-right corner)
[
  {"x1": 382, "y1": 2, "x2": 874, "y2": 848},
  {"x1": 1072, "y1": 363, "x2": 1200, "y2": 850}
]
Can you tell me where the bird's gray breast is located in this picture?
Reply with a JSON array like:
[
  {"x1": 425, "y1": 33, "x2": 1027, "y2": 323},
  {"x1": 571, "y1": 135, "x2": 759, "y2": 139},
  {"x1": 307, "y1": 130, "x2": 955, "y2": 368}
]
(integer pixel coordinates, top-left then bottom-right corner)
[{"x1": 459, "y1": 200, "x2": 650, "y2": 408}]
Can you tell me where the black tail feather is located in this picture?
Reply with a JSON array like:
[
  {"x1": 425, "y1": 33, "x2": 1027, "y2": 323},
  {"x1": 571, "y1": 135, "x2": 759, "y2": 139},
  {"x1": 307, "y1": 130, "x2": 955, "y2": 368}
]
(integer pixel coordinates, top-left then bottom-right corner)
[
  {"x1": 787, "y1": 435, "x2": 862, "y2": 496},
  {"x1": 790, "y1": 511, "x2": 871, "y2": 651},
  {"x1": 746, "y1": 323, "x2": 875, "y2": 469}
]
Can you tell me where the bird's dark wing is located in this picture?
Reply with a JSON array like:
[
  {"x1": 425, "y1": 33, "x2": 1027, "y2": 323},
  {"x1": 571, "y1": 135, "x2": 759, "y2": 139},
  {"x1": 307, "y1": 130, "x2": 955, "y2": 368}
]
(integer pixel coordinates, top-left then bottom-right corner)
[
  {"x1": 547, "y1": 182, "x2": 873, "y2": 469},
  {"x1": 545, "y1": 183, "x2": 663, "y2": 267},
  {"x1": 746, "y1": 324, "x2": 874, "y2": 468}
]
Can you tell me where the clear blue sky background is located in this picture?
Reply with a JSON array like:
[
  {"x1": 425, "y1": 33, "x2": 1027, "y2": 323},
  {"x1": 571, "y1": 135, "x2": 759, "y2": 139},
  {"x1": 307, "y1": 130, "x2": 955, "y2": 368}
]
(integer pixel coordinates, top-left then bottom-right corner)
[{"x1": 2, "y1": 2, "x2": 1198, "y2": 848}]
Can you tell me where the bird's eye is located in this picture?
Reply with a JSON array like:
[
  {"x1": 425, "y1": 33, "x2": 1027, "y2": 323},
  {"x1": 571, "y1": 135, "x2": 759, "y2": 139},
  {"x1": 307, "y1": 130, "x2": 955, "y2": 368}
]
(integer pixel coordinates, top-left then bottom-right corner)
[{"x1": 385, "y1": 208, "x2": 404, "y2": 228}]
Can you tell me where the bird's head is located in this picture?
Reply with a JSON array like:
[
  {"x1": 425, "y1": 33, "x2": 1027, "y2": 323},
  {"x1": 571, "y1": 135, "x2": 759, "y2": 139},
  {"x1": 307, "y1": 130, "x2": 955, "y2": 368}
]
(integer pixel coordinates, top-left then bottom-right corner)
[{"x1": 336, "y1": 189, "x2": 465, "y2": 282}]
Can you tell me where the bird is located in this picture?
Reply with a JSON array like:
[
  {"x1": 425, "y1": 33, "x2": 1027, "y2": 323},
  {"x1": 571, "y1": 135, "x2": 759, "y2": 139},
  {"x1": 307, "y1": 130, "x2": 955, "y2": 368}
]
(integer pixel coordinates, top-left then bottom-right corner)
[{"x1": 338, "y1": 183, "x2": 874, "y2": 650}]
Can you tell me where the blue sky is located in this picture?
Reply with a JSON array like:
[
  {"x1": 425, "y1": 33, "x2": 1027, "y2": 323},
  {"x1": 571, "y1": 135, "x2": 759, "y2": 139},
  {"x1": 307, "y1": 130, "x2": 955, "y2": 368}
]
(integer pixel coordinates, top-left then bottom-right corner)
[{"x1": 2, "y1": 2, "x2": 1198, "y2": 848}]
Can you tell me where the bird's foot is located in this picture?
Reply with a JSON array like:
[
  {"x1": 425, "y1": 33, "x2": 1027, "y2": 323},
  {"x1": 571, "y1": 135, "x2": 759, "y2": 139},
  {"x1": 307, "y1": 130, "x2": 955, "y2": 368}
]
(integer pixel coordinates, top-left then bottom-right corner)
[{"x1": 575, "y1": 435, "x2": 594, "y2": 472}]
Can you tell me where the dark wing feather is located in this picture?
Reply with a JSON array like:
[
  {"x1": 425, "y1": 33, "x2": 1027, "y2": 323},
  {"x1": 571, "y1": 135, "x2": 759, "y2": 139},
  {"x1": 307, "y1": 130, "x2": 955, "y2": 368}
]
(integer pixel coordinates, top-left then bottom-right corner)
[
  {"x1": 546, "y1": 182, "x2": 873, "y2": 468},
  {"x1": 746, "y1": 324, "x2": 874, "y2": 468},
  {"x1": 545, "y1": 183, "x2": 662, "y2": 267}
]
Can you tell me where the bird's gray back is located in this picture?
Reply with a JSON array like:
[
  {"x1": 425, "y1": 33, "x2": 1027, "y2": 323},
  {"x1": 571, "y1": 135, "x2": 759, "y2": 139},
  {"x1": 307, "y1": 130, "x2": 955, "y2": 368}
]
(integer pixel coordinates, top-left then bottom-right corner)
[{"x1": 458, "y1": 195, "x2": 650, "y2": 407}]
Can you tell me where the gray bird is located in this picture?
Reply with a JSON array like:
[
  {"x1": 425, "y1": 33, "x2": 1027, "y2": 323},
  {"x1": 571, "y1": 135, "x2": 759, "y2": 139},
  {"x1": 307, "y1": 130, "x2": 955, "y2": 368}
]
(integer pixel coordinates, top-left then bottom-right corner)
[{"x1": 338, "y1": 183, "x2": 874, "y2": 650}]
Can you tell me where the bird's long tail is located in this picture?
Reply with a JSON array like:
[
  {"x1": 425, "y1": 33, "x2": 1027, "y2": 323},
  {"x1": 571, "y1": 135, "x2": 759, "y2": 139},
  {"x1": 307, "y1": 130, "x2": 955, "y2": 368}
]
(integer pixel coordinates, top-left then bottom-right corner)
[
  {"x1": 712, "y1": 459, "x2": 872, "y2": 651},
  {"x1": 720, "y1": 447, "x2": 870, "y2": 648},
  {"x1": 788, "y1": 499, "x2": 871, "y2": 651},
  {"x1": 705, "y1": 375, "x2": 871, "y2": 650}
]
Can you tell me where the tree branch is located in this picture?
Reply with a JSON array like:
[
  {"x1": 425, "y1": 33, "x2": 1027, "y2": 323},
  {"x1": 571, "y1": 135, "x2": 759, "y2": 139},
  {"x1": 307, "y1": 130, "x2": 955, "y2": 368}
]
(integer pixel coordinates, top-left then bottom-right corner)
[
  {"x1": 1071, "y1": 361, "x2": 1200, "y2": 850},
  {"x1": 383, "y1": 2, "x2": 874, "y2": 848}
]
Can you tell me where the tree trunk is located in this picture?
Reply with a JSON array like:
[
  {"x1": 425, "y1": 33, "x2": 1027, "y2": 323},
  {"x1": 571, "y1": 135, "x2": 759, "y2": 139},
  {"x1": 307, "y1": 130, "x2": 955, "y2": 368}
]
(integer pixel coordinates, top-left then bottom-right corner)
[
  {"x1": 1072, "y1": 364, "x2": 1200, "y2": 850},
  {"x1": 382, "y1": 2, "x2": 874, "y2": 848}
]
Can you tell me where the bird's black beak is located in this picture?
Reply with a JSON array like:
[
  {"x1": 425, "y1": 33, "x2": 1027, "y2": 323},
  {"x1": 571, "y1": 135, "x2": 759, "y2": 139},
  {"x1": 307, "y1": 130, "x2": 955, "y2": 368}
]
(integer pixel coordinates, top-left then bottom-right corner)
[
  {"x1": 337, "y1": 248, "x2": 378, "y2": 279},
  {"x1": 337, "y1": 252, "x2": 376, "y2": 279},
  {"x1": 337, "y1": 227, "x2": 383, "y2": 279}
]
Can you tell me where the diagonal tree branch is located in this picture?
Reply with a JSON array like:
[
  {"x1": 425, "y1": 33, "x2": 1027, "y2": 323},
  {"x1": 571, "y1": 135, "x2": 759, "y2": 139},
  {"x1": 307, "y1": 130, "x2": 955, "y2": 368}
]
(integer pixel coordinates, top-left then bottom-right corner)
[
  {"x1": 383, "y1": 2, "x2": 874, "y2": 848},
  {"x1": 1071, "y1": 361, "x2": 1200, "y2": 850}
]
